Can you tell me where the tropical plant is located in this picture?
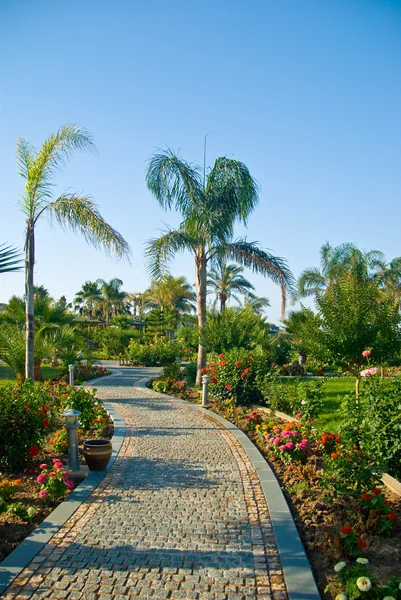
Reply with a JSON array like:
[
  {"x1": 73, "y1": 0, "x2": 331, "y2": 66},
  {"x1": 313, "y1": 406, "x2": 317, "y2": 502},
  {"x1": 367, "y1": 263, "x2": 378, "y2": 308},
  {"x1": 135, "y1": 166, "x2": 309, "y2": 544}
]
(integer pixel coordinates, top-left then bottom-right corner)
[
  {"x1": 207, "y1": 261, "x2": 255, "y2": 312},
  {"x1": 74, "y1": 281, "x2": 102, "y2": 318},
  {"x1": 145, "y1": 148, "x2": 294, "y2": 384},
  {"x1": 143, "y1": 275, "x2": 196, "y2": 326},
  {"x1": 17, "y1": 124, "x2": 130, "y2": 380},
  {"x1": 296, "y1": 242, "x2": 385, "y2": 299},
  {"x1": 243, "y1": 293, "x2": 270, "y2": 315},
  {"x1": 0, "y1": 243, "x2": 23, "y2": 273},
  {"x1": 96, "y1": 278, "x2": 129, "y2": 324}
]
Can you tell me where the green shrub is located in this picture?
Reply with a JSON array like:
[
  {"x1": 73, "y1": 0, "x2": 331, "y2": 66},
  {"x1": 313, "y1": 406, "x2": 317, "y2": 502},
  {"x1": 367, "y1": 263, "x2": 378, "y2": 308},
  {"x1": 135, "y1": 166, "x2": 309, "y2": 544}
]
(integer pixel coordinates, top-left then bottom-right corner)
[
  {"x1": 259, "y1": 376, "x2": 324, "y2": 419},
  {"x1": 42, "y1": 380, "x2": 107, "y2": 431},
  {"x1": 208, "y1": 349, "x2": 271, "y2": 405},
  {"x1": 128, "y1": 338, "x2": 181, "y2": 366},
  {"x1": 0, "y1": 382, "x2": 55, "y2": 472}
]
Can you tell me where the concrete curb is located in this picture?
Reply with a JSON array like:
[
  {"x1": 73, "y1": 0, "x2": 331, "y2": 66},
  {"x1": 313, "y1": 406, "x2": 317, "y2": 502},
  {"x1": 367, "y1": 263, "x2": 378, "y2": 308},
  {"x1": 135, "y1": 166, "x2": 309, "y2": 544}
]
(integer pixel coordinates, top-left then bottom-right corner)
[
  {"x1": 137, "y1": 380, "x2": 321, "y2": 600},
  {"x1": 0, "y1": 370, "x2": 126, "y2": 595}
]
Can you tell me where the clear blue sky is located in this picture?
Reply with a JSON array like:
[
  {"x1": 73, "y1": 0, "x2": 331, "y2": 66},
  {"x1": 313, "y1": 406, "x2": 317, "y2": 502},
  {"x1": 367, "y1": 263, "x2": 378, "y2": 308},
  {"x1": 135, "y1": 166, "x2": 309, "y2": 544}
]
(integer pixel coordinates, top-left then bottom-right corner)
[{"x1": 1, "y1": 0, "x2": 400, "y2": 323}]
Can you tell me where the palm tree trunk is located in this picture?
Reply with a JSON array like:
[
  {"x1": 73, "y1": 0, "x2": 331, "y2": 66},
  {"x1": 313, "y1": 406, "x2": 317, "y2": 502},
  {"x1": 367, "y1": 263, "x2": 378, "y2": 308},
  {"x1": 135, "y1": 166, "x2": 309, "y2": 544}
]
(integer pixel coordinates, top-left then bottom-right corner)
[
  {"x1": 195, "y1": 249, "x2": 207, "y2": 386},
  {"x1": 281, "y1": 283, "x2": 286, "y2": 322},
  {"x1": 220, "y1": 294, "x2": 226, "y2": 313},
  {"x1": 25, "y1": 221, "x2": 35, "y2": 381}
]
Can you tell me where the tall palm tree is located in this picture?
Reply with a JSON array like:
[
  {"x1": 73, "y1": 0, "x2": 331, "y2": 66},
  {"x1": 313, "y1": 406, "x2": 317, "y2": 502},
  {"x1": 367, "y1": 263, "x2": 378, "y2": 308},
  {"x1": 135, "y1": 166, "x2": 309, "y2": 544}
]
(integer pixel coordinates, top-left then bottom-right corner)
[
  {"x1": 0, "y1": 243, "x2": 23, "y2": 273},
  {"x1": 96, "y1": 278, "x2": 128, "y2": 324},
  {"x1": 17, "y1": 124, "x2": 130, "y2": 380},
  {"x1": 207, "y1": 262, "x2": 255, "y2": 312},
  {"x1": 145, "y1": 149, "x2": 294, "y2": 384},
  {"x1": 296, "y1": 242, "x2": 385, "y2": 299},
  {"x1": 74, "y1": 281, "x2": 102, "y2": 318}
]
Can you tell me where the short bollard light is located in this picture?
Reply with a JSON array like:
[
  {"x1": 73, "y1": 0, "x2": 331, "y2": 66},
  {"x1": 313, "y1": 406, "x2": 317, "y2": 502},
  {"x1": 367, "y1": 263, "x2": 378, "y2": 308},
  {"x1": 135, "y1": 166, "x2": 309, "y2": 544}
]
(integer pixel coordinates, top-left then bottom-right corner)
[
  {"x1": 68, "y1": 363, "x2": 75, "y2": 386},
  {"x1": 201, "y1": 374, "x2": 210, "y2": 407},
  {"x1": 62, "y1": 409, "x2": 81, "y2": 472}
]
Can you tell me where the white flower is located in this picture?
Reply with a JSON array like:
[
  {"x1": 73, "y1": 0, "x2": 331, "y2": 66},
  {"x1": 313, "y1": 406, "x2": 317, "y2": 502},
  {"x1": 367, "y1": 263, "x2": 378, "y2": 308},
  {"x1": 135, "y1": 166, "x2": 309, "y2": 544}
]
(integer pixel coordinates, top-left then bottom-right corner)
[
  {"x1": 334, "y1": 561, "x2": 347, "y2": 572},
  {"x1": 356, "y1": 557, "x2": 369, "y2": 564},
  {"x1": 27, "y1": 507, "x2": 36, "y2": 517},
  {"x1": 335, "y1": 595, "x2": 347, "y2": 600},
  {"x1": 301, "y1": 400, "x2": 307, "y2": 405},
  {"x1": 382, "y1": 596, "x2": 395, "y2": 600},
  {"x1": 356, "y1": 577, "x2": 372, "y2": 592}
]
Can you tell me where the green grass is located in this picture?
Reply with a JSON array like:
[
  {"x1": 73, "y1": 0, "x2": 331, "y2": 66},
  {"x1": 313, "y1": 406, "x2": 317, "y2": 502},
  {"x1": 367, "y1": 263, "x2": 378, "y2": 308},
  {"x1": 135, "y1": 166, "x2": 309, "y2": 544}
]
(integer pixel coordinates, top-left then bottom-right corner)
[{"x1": 0, "y1": 363, "x2": 63, "y2": 386}]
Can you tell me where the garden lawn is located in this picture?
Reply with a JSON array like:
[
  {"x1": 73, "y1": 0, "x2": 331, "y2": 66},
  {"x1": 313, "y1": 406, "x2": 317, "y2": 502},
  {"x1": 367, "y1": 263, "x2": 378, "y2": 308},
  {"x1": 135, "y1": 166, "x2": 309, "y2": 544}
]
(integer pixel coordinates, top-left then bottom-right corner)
[{"x1": 0, "y1": 363, "x2": 63, "y2": 386}]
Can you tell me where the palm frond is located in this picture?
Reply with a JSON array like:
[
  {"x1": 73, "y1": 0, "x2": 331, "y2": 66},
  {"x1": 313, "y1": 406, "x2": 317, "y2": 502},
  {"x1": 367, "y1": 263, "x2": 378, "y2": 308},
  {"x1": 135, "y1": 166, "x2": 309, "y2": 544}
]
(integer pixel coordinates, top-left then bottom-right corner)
[
  {"x1": 46, "y1": 194, "x2": 131, "y2": 261},
  {"x1": 146, "y1": 149, "x2": 203, "y2": 214},
  {"x1": 0, "y1": 243, "x2": 23, "y2": 273},
  {"x1": 145, "y1": 228, "x2": 197, "y2": 280},
  {"x1": 206, "y1": 158, "x2": 259, "y2": 226},
  {"x1": 219, "y1": 239, "x2": 295, "y2": 292},
  {"x1": 297, "y1": 268, "x2": 327, "y2": 298},
  {"x1": 18, "y1": 124, "x2": 95, "y2": 217}
]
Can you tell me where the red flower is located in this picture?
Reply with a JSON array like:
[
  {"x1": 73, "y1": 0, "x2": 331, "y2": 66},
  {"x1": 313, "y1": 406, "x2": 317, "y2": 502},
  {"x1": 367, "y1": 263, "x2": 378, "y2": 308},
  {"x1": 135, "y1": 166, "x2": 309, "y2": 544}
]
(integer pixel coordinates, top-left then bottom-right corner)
[
  {"x1": 29, "y1": 445, "x2": 40, "y2": 458},
  {"x1": 212, "y1": 376, "x2": 217, "y2": 384},
  {"x1": 235, "y1": 361, "x2": 242, "y2": 368},
  {"x1": 358, "y1": 537, "x2": 367, "y2": 549},
  {"x1": 225, "y1": 384, "x2": 232, "y2": 390},
  {"x1": 372, "y1": 487, "x2": 381, "y2": 495},
  {"x1": 340, "y1": 525, "x2": 352, "y2": 535},
  {"x1": 331, "y1": 453, "x2": 339, "y2": 460},
  {"x1": 361, "y1": 493, "x2": 372, "y2": 502},
  {"x1": 43, "y1": 418, "x2": 49, "y2": 428},
  {"x1": 219, "y1": 353, "x2": 224, "y2": 359},
  {"x1": 218, "y1": 360, "x2": 227, "y2": 367},
  {"x1": 40, "y1": 405, "x2": 47, "y2": 415},
  {"x1": 388, "y1": 511, "x2": 398, "y2": 523},
  {"x1": 25, "y1": 403, "x2": 30, "y2": 410}
]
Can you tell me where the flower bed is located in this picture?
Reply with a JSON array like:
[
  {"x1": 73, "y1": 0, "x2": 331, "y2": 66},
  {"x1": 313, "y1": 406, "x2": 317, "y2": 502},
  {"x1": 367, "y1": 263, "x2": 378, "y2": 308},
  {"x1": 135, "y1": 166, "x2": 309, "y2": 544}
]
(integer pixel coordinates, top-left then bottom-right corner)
[{"x1": 0, "y1": 380, "x2": 113, "y2": 562}]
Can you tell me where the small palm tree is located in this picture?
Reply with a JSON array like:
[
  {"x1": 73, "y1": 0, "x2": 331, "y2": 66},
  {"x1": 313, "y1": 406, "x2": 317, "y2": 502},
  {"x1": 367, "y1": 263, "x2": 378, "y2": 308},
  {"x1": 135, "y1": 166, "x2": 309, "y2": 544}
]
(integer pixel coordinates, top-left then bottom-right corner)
[
  {"x1": 207, "y1": 262, "x2": 255, "y2": 312},
  {"x1": 243, "y1": 293, "x2": 270, "y2": 315},
  {"x1": 146, "y1": 149, "x2": 294, "y2": 384},
  {"x1": 296, "y1": 242, "x2": 385, "y2": 298},
  {"x1": 74, "y1": 281, "x2": 103, "y2": 318},
  {"x1": 17, "y1": 124, "x2": 131, "y2": 380},
  {"x1": 144, "y1": 276, "x2": 196, "y2": 321},
  {"x1": 0, "y1": 243, "x2": 23, "y2": 273}
]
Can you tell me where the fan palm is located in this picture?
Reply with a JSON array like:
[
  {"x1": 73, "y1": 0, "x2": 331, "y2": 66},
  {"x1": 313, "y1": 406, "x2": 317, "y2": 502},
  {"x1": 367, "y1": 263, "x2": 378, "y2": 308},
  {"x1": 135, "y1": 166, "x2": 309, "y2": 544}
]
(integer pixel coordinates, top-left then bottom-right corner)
[
  {"x1": 17, "y1": 124, "x2": 130, "y2": 380},
  {"x1": 207, "y1": 262, "x2": 255, "y2": 312},
  {"x1": 297, "y1": 242, "x2": 385, "y2": 299},
  {"x1": 0, "y1": 243, "x2": 23, "y2": 273},
  {"x1": 145, "y1": 149, "x2": 294, "y2": 384}
]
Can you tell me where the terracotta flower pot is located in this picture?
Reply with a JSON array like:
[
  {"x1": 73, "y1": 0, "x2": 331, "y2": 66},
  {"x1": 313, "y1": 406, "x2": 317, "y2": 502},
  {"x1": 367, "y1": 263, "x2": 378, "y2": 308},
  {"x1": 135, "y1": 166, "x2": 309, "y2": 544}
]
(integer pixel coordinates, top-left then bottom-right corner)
[{"x1": 83, "y1": 439, "x2": 112, "y2": 471}]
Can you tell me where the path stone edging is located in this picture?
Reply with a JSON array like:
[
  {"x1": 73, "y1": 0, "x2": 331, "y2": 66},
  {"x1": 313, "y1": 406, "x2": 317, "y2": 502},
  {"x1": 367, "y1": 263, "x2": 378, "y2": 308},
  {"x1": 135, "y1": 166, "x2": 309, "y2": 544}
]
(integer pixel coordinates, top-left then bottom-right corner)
[
  {"x1": 137, "y1": 381, "x2": 321, "y2": 600},
  {"x1": 0, "y1": 371, "x2": 126, "y2": 595}
]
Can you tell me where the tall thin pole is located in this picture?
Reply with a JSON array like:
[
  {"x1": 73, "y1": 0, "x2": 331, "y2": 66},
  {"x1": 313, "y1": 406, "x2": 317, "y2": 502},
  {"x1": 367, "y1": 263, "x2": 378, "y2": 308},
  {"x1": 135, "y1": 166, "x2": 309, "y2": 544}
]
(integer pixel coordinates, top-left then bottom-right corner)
[{"x1": 203, "y1": 132, "x2": 215, "y2": 190}]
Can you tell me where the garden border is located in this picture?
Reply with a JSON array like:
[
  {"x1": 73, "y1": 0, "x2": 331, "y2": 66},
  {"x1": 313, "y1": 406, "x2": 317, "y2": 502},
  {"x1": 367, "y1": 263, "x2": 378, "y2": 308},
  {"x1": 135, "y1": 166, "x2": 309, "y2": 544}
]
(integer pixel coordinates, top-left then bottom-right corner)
[
  {"x1": 0, "y1": 370, "x2": 125, "y2": 595},
  {"x1": 136, "y1": 378, "x2": 321, "y2": 600}
]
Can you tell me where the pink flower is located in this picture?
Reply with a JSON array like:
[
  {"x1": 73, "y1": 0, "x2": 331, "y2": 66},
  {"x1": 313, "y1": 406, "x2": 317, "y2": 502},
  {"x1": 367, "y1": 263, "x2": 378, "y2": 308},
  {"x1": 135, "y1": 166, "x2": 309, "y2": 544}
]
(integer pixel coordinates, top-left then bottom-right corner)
[
  {"x1": 39, "y1": 489, "x2": 48, "y2": 499},
  {"x1": 281, "y1": 431, "x2": 290, "y2": 438},
  {"x1": 290, "y1": 465, "x2": 295, "y2": 470},
  {"x1": 37, "y1": 474, "x2": 48, "y2": 484},
  {"x1": 62, "y1": 472, "x2": 70, "y2": 481},
  {"x1": 65, "y1": 480, "x2": 74, "y2": 489},
  {"x1": 273, "y1": 437, "x2": 281, "y2": 445},
  {"x1": 53, "y1": 461, "x2": 63, "y2": 469},
  {"x1": 273, "y1": 428, "x2": 281, "y2": 434},
  {"x1": 299, "y1": 443, "x2": 308, "y2": 451},
  {"x1": 361, "y1": 367, "x2": 378, "y2": 377},
  {"x1": 279, "y1": 444, "x2": 287, "y2": 451},
  {"x1": 286, "y1": 442, "x2": 295, "y2": 450},
  {"x1": 302, "y1": 439, "x2": 309, "y2": 444},
  {"x1": 306, "y1": 450, "x2": 313, "y2": 457},
  {"x1": 362, "y1": 350, "x2": 371, "y2": 357},
  {"x1": 39, "y1": 463, "x2": 48, "y2": 469},
  {"x1": 49, "y1": 472, "x2": 57, "y2": 477},
  {"x1": 295, "y1": 413, "x2": 302, "y2": 419}
]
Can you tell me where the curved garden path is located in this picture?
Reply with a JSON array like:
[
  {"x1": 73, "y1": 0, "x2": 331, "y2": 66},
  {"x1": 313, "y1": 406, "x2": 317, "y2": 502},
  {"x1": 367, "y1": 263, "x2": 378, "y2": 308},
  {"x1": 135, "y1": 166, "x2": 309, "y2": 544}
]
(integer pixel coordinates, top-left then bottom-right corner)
[{"x1": 2, "y1": 367, "x2": 290, "y2": 600}]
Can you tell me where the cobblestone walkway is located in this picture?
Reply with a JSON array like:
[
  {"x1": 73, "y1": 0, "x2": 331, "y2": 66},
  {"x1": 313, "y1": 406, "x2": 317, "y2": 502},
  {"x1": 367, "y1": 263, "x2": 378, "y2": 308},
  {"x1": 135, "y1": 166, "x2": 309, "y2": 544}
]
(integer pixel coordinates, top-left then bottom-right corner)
[{"x1": 2, "y1": 368, "x2": 288, "y2": 600}]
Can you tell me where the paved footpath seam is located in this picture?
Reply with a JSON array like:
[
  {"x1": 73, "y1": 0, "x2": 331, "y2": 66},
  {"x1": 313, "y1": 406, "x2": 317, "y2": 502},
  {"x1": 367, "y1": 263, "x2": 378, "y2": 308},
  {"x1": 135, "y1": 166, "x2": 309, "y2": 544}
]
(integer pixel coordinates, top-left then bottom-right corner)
[{"x1": 1, "y1": 367, "x2": 318, "y2": 600}]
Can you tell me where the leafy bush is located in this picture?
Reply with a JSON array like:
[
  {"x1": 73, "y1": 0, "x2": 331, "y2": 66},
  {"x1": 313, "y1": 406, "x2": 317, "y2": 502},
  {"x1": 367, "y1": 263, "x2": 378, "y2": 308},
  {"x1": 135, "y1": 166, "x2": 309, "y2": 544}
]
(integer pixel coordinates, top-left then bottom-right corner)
[
  {"x1": 36, "y1": 459, "x2": 74, "y2": 501},
  {"x1": 208, "y1": 349, "x2": 271, "y2": 405},
  {"x1": 265, "y1": 418, "x2": 315, "y2": 465},
  {"x1": 0, "y1": 382, "x2": 54, "y2": 472},
  {"x1": 151, "y1": 362, "x2": 190, "y2": 399},
  {"x1": 259, "y1": 376, "x2": 324, "y2": 419},
  {"x1": 128, "y1": 338, "x2": 181, "y2": 366},
  {"x1": 58, "y1": 363, "x2": 110, "y2": 383},
  {"x1": 98, "y1": 327, "x2": 137, "y2": 357},
  {"x1": 43, "y1": 380, "x2": 108, "y2": 431}
]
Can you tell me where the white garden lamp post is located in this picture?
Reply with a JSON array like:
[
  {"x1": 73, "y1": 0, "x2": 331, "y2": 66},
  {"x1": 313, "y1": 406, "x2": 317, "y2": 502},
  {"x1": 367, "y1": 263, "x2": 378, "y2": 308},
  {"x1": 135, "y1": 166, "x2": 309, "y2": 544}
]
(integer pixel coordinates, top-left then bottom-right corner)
[
  {"x1": 201, "y1": 374, "x2": 210, "y2": 407},
  {"x1": 62, "y1": 409, "x2": 81, "y2": 471},
  {"x1": 68, "y1": 364, "x2": 75, "y2": 386}
]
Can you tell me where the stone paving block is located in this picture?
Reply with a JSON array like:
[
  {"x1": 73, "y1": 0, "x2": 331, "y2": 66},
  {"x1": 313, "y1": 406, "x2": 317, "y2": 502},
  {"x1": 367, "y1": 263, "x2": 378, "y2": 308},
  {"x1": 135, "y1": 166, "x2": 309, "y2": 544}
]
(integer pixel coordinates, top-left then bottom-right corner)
[{"x1": 1, "y1": 369, "x2": 290, "y2": 600}]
